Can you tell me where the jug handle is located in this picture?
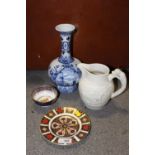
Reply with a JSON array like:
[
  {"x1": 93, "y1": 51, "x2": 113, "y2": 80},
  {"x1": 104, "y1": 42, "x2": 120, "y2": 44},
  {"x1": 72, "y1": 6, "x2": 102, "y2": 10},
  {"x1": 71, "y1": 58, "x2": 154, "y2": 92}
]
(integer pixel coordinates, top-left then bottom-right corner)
[{"x1": 108, "y1": 69, "x2": 127, "y2": 98}]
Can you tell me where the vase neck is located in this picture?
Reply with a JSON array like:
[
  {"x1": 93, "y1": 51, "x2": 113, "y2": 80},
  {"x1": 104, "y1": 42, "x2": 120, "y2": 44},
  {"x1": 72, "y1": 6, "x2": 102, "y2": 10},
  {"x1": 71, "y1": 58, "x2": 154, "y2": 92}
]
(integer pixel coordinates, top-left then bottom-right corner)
[{"x1": 58, "y1": 32, "x2": 73, "y2": 64}]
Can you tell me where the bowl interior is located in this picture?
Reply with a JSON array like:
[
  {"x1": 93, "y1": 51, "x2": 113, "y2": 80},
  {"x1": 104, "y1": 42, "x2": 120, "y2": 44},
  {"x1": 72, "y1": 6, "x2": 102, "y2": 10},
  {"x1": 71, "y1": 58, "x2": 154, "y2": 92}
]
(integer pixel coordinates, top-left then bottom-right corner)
[{"x1": 33, "y1": 88, "x2": 57, "y2": 104}]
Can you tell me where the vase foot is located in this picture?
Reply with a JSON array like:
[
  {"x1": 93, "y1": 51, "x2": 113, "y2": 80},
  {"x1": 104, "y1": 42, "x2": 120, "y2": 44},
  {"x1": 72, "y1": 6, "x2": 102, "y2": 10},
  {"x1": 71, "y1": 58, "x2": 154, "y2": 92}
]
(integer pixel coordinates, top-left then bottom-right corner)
[{"x1": 57, "y1": 84, "x2": 78, "y2": 93}]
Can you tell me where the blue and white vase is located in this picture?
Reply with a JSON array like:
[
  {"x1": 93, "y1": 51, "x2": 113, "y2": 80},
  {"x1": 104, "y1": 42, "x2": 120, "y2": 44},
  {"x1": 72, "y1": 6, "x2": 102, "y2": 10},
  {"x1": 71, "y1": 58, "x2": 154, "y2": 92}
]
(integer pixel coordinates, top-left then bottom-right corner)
[{"x1": 48, "y1": 24, "x2": 81, "y2": 93}]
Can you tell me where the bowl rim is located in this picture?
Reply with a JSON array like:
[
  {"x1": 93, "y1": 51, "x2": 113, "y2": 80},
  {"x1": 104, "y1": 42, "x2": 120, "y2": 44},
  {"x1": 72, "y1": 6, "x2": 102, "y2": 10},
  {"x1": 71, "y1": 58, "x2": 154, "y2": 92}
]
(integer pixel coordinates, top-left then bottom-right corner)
[{"x1": 31, "y1": 84, "x2": 59, "y2": 106}]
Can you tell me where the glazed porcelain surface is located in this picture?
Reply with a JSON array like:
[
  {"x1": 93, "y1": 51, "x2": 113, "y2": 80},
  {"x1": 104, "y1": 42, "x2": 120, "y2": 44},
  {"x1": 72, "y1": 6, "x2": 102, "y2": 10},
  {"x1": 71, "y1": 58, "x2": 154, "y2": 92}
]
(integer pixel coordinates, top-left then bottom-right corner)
[
  {"x1": 77, "y1": 63, "x2": 127, "y2": 110},
  {"x1": 32, "y1": 85, "x2": 59, "y2": 106},
  {"x1": 48, "y1": 24, "x2": 81, "y2": 93},
  {"x1": 40, "y1": 107, "x2": 91, "y2": 145}
]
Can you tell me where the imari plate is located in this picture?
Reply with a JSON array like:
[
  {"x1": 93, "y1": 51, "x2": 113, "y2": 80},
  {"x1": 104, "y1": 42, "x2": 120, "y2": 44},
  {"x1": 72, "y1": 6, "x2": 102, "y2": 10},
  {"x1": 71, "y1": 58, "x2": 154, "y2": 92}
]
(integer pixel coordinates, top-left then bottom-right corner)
[{"x1": 40, "y1": 107, "x2": 91, "y2": 145}]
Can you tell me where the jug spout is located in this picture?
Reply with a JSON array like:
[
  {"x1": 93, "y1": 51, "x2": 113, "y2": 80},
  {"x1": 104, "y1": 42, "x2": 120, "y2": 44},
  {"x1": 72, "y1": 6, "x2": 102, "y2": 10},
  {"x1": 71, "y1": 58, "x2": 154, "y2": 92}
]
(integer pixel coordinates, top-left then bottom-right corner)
[{"x1": 77, "y1": 63, "x2": 90, "y2": 78}]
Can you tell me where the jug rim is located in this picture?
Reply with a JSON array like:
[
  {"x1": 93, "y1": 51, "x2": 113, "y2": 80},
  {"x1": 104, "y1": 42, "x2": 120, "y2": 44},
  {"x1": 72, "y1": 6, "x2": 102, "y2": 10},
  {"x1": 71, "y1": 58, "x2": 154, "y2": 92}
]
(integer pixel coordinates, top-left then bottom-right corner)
[{"x1": 78, "y1": 63, "x2": 110, "y2": 77}]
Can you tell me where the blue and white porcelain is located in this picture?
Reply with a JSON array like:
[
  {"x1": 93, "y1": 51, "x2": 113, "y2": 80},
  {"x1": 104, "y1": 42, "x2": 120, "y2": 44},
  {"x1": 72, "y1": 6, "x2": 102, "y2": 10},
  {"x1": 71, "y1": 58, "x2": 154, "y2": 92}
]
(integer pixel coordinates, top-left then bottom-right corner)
[{"x1": 48, "y1": 24, "x2": 81, "y2": 93}]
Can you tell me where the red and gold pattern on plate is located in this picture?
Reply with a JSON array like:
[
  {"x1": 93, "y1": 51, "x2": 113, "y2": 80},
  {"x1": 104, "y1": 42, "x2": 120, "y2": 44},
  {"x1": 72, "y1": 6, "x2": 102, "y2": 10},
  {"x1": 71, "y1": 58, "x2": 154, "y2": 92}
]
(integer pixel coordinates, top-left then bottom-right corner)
[{"x1": 40, "y1": 107, "x2": 91, "y2": 146}]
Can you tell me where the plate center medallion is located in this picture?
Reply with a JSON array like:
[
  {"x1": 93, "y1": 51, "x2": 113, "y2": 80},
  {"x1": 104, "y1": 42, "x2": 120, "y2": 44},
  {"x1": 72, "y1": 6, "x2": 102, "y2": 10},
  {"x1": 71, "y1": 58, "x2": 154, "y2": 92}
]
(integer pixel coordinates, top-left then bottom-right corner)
[{"x1": 50, "y1": 115, "x2": 80, "y2": 137}]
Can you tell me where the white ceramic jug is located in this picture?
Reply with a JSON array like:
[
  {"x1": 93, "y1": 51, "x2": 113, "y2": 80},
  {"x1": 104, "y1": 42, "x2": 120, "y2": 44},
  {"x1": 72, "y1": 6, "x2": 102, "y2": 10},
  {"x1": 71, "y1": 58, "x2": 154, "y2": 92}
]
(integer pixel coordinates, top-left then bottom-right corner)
[{"x1": 77, "y1": 63, "x2": 127, "y2": 110}]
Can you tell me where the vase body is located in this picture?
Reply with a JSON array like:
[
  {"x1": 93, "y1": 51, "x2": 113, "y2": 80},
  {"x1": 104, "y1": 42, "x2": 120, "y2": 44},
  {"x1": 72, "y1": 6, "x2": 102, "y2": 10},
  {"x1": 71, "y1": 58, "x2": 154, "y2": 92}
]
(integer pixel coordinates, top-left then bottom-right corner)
[{"x1": 48, "y1": 24, "x2": 81, "y2": 93}]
